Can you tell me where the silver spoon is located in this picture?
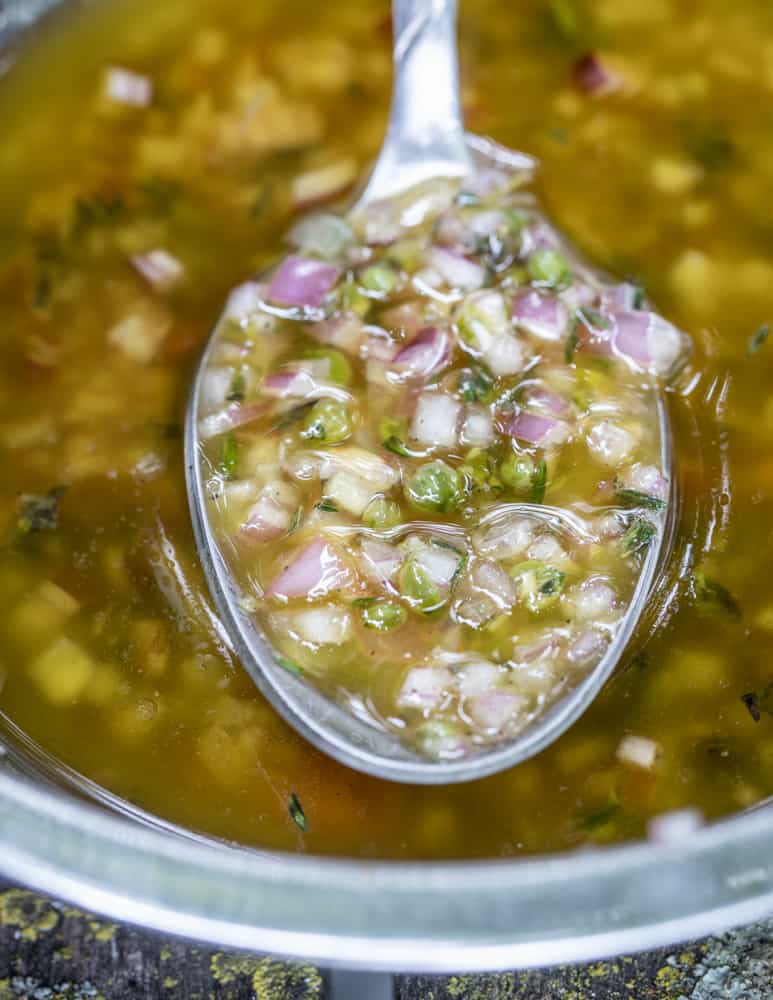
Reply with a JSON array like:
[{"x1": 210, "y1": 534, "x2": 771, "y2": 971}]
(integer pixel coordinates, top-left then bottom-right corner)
[{"x1": 185, "y1": 0, "x2": 674, "y2": 784}]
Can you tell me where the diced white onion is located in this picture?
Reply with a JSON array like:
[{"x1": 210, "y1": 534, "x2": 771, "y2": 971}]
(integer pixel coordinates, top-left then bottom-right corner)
[
  {"x1": 466, "y1": 689, "x2": 526, "y2": 732},
  {"x1": 411, "y1": 393, "x2": 461, "y2": 448},
  {"x1": 647, "y1": 808, "x2": 703, "y2": 844},
  {"x1": 474, "y1": 515, "x2": 535, "y2": 559},
  {"x1": 483, "y1": 331, "x2": 525, "y2": 376},
  {"x1": 105, "y1": 66, "x2": 153, "y2": 106},
  {"x1": 586, "y1": 420, "x2": 636, "y2": 466},
  {"x1": 616, "y1": 734, "x2": 659, "y2": 770},
  {"x1": 397, "y1": 666, "x2": 454, "y2": 710},
  {"x1": 323, "y1": 469, "x2": 374, "y2": 516},
  {"x1": 130, "y1": 249, "x2": 184, "y2": 291},
  {"x1": 456, "y1": 659, "x2": 502, "y2": 697},
  {"x1": 290, "y1": 605, "x2": 353, "y2": 645},
  {"x1": 461, "y1": 405, "x2": 495, "y2": 447}
]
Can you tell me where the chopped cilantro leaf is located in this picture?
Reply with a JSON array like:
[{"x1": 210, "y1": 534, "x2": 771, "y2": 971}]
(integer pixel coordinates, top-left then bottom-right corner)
[
  {"x1": 622, "y1": 518, "x2": 656, "y2": 555},
  {"x1": 16, "y1": 486, "x2": 66, "y2": 538},
  {"x1": 226, "y1": 372, "x2": 246, "y2": 402},
  {"x1": 287, "y1": 508, "x2": 302, "y2": 535},
  {"x1": 288, "y1": 792, "x2": 307, "y2": 831},
  {"x1": 692, "y1": 569, "x2": 741, "y2": 620},
  {"x1": 315, "y1": 499, "x2": 338, "y2": 512},
  {"x1": 615, "y1": 486, "x2": 666, "y2": 512},
  {"x1": 565, "y1": 325, "x2": 579, "y2": 364},
  {"x1": 748, "y1": 323, "x2": 770, "y2": 356}
]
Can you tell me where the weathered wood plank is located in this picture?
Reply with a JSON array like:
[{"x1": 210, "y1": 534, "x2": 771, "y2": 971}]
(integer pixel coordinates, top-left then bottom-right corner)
[{"x1": 2, "y1": 883, "x2": 773, "y2": 999}]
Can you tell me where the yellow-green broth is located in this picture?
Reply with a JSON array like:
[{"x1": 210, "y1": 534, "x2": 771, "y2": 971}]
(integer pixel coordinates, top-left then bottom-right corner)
[{"x1": 0, "y1": 0, "x2": 771, "y2": 858}]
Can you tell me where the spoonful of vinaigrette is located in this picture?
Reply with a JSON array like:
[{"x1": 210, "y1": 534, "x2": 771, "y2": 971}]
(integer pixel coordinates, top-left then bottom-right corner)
[{"x1": 185, "y1": 0, "x2": 689, "y2": 783}]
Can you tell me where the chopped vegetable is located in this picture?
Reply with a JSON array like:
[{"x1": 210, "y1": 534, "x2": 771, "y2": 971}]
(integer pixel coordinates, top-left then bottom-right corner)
[
  {"x1": 621, "y1": 518, "x2": 656, "y2": 555},
  {"x1": 220, "y1": 434, "x2": 238, "y2": 478},
  {"x1": 748, "y1": 323, "x2": 770, "y2": 355},
  {"x1": 360, "y1": 601, "x2": 407, "y2": 631},
  {"x1": 288, "y1": 792, "x2": 307, "y2": 831},
  {"x1": 692, "y1": 570, "x2": 741, "y2": 620},
  {"x1": 614, "y1": 486, "x2": 667, "y2": 511},
  {"x1": 16, "y1": 486, "x2": 66, "y2": 538},
  {"x1": 527, "y1": 248, "x2": 572, "y2": 289},
  {"x1": 531, "y1": 458, "x2": 548, "y2": 503},
  {"x1": 302, "y1": 398, "x2": 353, "y2": 443},
  {"x1": 362, "y1": 496, "x2": 401, "y2": 531},
  {"x1": 405, "y1": 460, "x2": 466, "y2": 513}
]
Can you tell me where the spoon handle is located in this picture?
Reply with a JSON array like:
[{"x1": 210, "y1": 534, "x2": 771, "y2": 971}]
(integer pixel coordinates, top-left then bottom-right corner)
[{"x1": 357, "y1": 0, "x2": 472, "y2": 208}]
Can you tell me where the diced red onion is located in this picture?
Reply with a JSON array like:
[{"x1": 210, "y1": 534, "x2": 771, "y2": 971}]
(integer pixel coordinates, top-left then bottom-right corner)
[
  {"x1": 508, "y1": 411, "x2": 567, "y2": 448},
  {"x1": 474, "y1": 515, "x2": 535, "y2": 559},
  {"x1": 262, "y1": 370, "x2": 315, "y2": 397},
  {"x1": 600, "y1": 282, "x2": 640, "y2": 314},
  {"x1": 525, "y1": 385, "x2": 569, "y2": 416},
  {"x1": 105, "y1": 66, "x2": 153, "y2": 106},
  {"x1": 130, "y1": 249, "x2": 184, "y2": 291},
  {"x1": 586, "y1": 420, "x2": 635, "y2": 466},
  {"x1": 570, "y1": 577, "x2": 617, "y2": 621},
  {"x1": 391, "y1": 326, "x2": 452, "y2": 381},
  {"x1": 266, "y1": 536, "x2": 349, "y2": 599},
  {"x1": 242, "y1": 493, "x2": 292, "y2": 543},
  {"x1": 567, "y1": 629, "x2": 606, "y2": 666},
  {"x1": 612, "y1": 310, "x2": 685, "y2": 374},
  {"x1": 511, "y1": 289, "x2": 567, "y2": 341},
  {"x1": 426, "y1": 246, "x2": 485, "y2": 291},
  {"x1": 266, "y1": 255, "x2": 340, "y2": 309},
  {"x1": 572, "y1": 53, "x2": 619, "y2": 96}
]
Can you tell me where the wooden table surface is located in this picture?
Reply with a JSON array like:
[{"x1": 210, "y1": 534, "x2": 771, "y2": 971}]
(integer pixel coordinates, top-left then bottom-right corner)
[{"x1": 1, "y1": 881, "x2": 772, "y2": 999}]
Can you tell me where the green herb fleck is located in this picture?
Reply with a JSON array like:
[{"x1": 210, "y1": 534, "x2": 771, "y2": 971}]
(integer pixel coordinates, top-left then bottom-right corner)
[
  {"x1": 748, "y1": 323, "x2": 770, "y2": 355},
  {"x1": 288, "y1": 792, "x2": 307, "y2": 831},
  {"x1": 622, "y1": 518, "x2": 656, "y2": 555},
  {"x1": 458, "y1": 366, "x2": 494, "y2": 403},
  {"x1": 565, "y1": 325, "x2": 579, "y2": 364},
  {"x1": 615, "y1": 486, "x2": 666, "y2": 511},
  {"x1": 531, "y1": 459, "x2": 548, "y2": 503},
  {"x1": 220, "y1": 434, "x2": 238, "y2": 478},
  {"x1": 383, "y1": 435, "x2": 411, "y2": 457},
  {"x1": 226, "y1": 372, "x2": 245, "y2": 403},
  {"x1": 741, "y1": 685, "x2": 773, "y2": 723},
  {"x1": 577, "y1": 306, "x2": 609, "y2": 330},
  {"x1": 277, "y1": 656, "x2": 303, "y2": 676},
  {"x1": 16, "y1": 486, "x2": 66, "y2": 538},
  {"x1": 578, "y1": 801, "x2": 621, "y2": 833},
  {"x1": 287, "y1": 508, "x2": 303, "y2": 535},
  {"x1": 315, "y1": 499, "x2": 338, "y2": 513},
  {"x1": 692, "y1": 570, "x2": 741, "y2": 620}
]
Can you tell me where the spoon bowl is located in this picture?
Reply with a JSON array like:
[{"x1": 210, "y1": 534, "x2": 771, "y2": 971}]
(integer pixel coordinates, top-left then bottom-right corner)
[{"x1": 185, "y1": 0, "x2": 677, "y2": 783}]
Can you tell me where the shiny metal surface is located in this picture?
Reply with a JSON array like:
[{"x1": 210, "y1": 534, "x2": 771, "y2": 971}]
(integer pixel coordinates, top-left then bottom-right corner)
[
  {"x1": 184, "y1": 0, "x2": 674, "y2": 784},
  {"x1": 1, "y1": 0, "x2": 771, "y2": 975}
]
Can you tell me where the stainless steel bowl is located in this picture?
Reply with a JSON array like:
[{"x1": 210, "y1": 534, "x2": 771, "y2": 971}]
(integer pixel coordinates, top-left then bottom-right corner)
[{"x1": 1, "y1": 0, "x2": 773, "y2": 975}]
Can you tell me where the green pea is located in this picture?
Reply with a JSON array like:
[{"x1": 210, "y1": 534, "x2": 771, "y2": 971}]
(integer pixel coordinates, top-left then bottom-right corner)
[
  {"x1": 527, "y1": 248, "x2": 572, "y2": 289},
  {"x1": 360, "y1": 601, "x2": 407, "y2": 631},
  {"x1": 405, "y1": 460, "x2": 466, "y2": 513},
  {"x1": 362, "y1": 496, "x2": 402, "y2": 531},
  {"x1": 302, "y1": 398, "x2": 352, "y2": 443},
  {"x1": 399, "y1": 559, "x2": 442, "y2": 612},
  {"x1": 510, "y1": 560, "x2": 565, "y2": 614},
  {"x1": 499, "y1": 454, "x2": 534, "y2": 493},
  {"x1": 359, "y1": 262, "x2": 399, "y2": 295},
  {"x1": 304, "y1": 348, "x2": 352, "y2": 385}
]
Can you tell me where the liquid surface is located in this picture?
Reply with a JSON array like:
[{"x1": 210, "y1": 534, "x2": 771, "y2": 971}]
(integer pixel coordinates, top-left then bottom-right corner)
[
  {"x1": 198, "y1": 168, "x2": 678, "y2": 761},
  {"x1": 0, "y1": 0, "x2": 771, "y2": 858}
]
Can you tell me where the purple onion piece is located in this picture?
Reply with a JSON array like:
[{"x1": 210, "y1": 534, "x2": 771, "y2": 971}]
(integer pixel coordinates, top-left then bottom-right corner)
[
  {"x1": 512, "y1": 289, "x2": 567, "y2": 341},
  {"x1": 266, "y1": 255, "x2": 340, "y2": 309},
  {"x1": 390, "y1": 326, "x2": 452, "y2": 380},
  {"x1": 267, "y1": 537, "x2": 349, "y2": 599}
]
